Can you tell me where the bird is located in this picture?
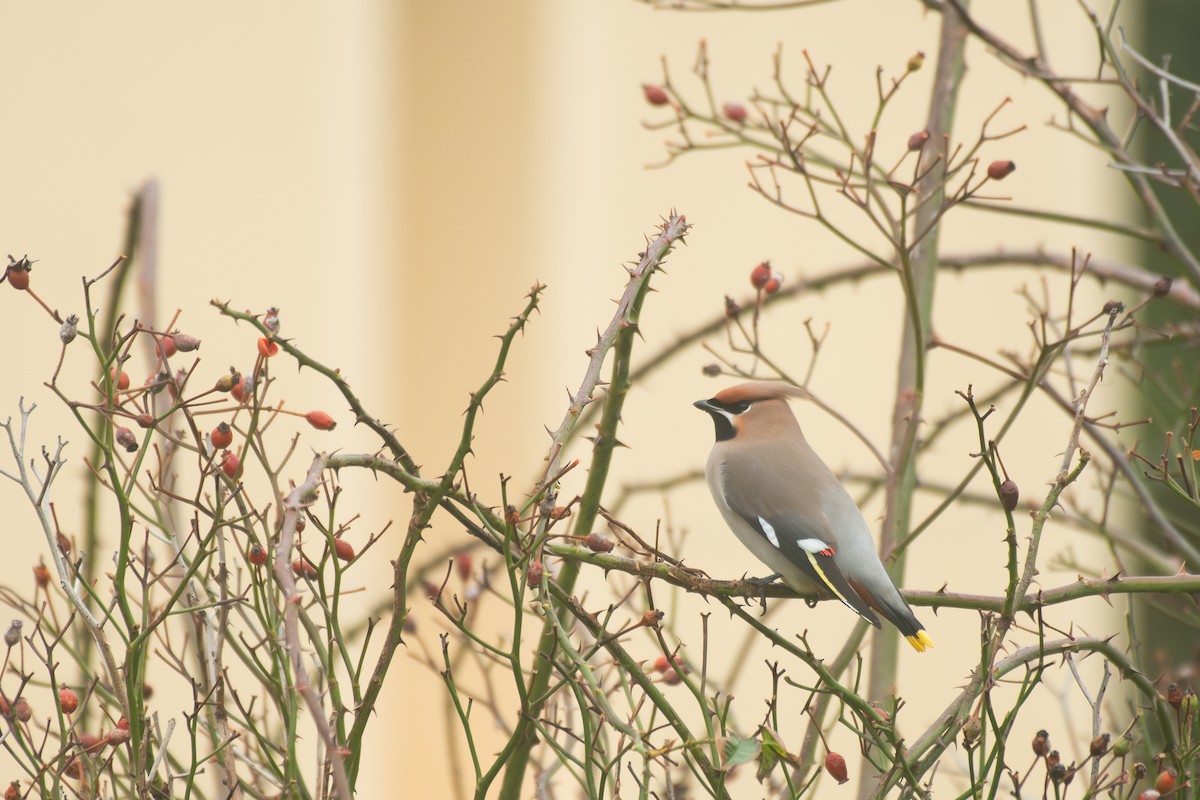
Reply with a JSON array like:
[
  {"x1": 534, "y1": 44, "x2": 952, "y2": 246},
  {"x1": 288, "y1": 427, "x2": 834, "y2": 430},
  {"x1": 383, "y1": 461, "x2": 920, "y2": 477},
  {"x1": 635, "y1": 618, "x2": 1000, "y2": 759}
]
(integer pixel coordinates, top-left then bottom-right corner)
[{"x1": 694, "y1": 380, "x2": 932, "y2": 652}]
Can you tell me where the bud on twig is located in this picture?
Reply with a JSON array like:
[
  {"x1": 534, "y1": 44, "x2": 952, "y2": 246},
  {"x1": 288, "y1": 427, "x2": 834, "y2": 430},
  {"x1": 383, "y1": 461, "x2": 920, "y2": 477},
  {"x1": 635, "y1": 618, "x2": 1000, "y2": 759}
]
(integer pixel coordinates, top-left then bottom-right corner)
[
  {"x1": 1152, "y1": 276, "x2": 1172, "y2": 298},
  {"x1": 907, "y1": 130, "x2": 930, "y2": 151},
  {"x1": 643, "y1": 84, "x2": 669, "y2": 106},
  {"x1": 723, "y1": 102, "x2": 747, "y2": 124},
  {"x1": 585, "y1": 533, "x2": 614, "y2": 552}
]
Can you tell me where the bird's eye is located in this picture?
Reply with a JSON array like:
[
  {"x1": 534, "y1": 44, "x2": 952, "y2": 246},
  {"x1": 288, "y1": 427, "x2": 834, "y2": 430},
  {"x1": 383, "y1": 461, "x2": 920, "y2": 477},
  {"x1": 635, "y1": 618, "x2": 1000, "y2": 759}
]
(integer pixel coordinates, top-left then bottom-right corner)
[{"x1": 733, "y1": 401, "x2": 751, "y2": 414}]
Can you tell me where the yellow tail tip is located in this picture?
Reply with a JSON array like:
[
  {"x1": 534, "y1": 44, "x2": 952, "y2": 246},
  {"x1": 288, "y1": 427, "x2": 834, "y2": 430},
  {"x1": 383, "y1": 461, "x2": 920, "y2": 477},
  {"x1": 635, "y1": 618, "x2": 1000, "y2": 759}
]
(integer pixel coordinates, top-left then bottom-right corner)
[{"x1": 906, "y1": 631, "x2": 934, "y2": 653}]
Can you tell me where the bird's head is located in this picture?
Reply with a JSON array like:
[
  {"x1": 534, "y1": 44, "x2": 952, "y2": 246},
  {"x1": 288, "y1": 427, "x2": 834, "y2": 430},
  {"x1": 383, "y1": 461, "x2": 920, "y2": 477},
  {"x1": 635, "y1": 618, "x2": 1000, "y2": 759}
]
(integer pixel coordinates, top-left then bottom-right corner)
[{"x1": 693, "y1": 381, "x2": 810, "y2": 443}]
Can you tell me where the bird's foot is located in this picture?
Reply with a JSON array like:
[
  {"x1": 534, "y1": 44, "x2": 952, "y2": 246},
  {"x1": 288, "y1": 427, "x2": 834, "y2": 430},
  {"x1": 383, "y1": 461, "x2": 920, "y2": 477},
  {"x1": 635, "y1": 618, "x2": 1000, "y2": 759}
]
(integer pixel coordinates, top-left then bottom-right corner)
[{"x1": 743, "y1": 573, "x2": 782, "y2": 614}]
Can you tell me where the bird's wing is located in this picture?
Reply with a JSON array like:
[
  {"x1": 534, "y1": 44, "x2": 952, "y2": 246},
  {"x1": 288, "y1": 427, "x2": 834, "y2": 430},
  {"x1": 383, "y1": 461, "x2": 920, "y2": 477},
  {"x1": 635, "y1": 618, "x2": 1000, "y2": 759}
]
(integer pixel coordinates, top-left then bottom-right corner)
[{"x1": 724, "y1": 500, "x2": 882, "y2": 627}]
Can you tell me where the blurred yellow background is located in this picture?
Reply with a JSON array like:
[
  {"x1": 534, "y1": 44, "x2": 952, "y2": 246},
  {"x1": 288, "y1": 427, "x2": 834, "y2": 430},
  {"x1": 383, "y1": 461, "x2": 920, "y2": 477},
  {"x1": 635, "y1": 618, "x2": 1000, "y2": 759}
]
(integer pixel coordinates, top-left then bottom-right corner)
[{"x1": 0, "y1": 2, "x2": 1130, "y2": 796}]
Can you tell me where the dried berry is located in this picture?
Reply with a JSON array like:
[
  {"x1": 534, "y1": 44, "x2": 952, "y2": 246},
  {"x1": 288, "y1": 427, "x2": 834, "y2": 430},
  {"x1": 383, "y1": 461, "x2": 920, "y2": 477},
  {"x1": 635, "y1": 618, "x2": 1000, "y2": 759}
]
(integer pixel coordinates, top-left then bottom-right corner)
[
  {"x1": 215, "y1": 369, "x2": 241, "y2": 393},
  {"x1": 12, "y1": 698, "x2": 31, "y2": 723},
  {"x1": 642, "y1": 609, "x2": 662, "y2": 628},
  {"x1": 211, "y1": 422, "x2": 233, "y2": 449},
  {"x1": 1103, "y1": 299, "x2": 1124, "y2": 314},
  {"x1": 1139, "y1": 791, "x2": 1161, "y2": 800},
  {"x1": 504, "y1": 505, "x2": 520, "y2": 527},
  {"x1": 172, "y1": 332, "x2": 201, "y2": 352},
  {"x1": 106, "y1": 725, "x2": 130, "y2": 745},
  {"x1": 6, "y1": 620, "x2": 25, "y2": 647},
  {"x1": 1155, "y1": 770, "x2": 1175, "y2": 794},
  {"x1": 247, "y1": 543, "x2": 268, "y2": 566},
  {"x1": 305, "y1": 410, "x2": 337, "y2": 431},
  {"x1": 115, "y1": 426, "x2": 138, "y2": 453},
  {"x1": 962, "y1": 715, "x2": 981, "y2": 746},
  {"x1": 293, "y1": 558, "x2": 319, "y2": 579},
  {"x1": 4, "y1": 781, "x2": 18, "y2": 800},
  {"x1": 825, "y1": 752, "x2": 848, "y2": 784},
  {"x1": 1049, "y1": 763, "x2": 1067, "y2": 784},
  {"x1": 63, "y1": 757, "x2": 84, "y2": 780},
  {"x1": 33, "y1": 562, "x2": 51, "y2": 588},
  {"x1": 723, "y1": 102, "x2": 747, "y2": 124},
  {"x1": 110, "y1": 368, "x2": 131, "y2": 391},
  {"x1": 986, "y1": 160, "x2": 1016, "y2": 180},
  {"x1": 1046, "y1": 750, "x2": 1061, "y2": 768},
  {"x1": 907, "y1": 51, "x2": 925, "y2": 72},
  {"x1": 907, "y1": 129, "x2": 931, "y2": 151},
  {"x1": 134, "y1": 413, "x2": 155, "y2": 429},
  {"x1": 58, "y1": 686, "x2": 79, "y2": 715},
  {"x1": 750, "y1": 261, "x2": 772, "y2": 290},
  {"x1": 1032, "y1": 729, "x2": 1049, "y2": 757},
  {"x1": 333, "y1": 538, "x2": 355, "y2": 562},
  {"x1": 1000, "y1": 479, "x2": 1019, "y2": 511},
  {"x1": 585, "y1": 533, "x2": 614, "y2": 553},
  {"x1": 1133, "y1": 762, "x2": 1147, "y2": 780},
  {"x1": 549, "y1": 506, "x2": 571, "y2": 521},
  {"x1": 59, "y1": 315, "x2": 79, "y2": 345},
  {"x1": 1153, "y1": 276, "x2": 1173, "y2": 298},
  {"x1": 702, "y1": 363, "x2": 722, "y2": 376},
  {"x1": 1089, "y1": 733, "x2": 1109, "y2": 757},
  {"x1": 263, "y1": 307, "x2": 281, "y2": 335},
  {"x1": 527, "y1": 560, "x2": 545, "y2": 588},
  {"x1": 220, "y1": 451, "x2": 240, "y2": 479},
  {"x1": 257, "y1": 337, "x2": 279, "y2": 358},
  {"x1": 1166, "y1": 682, "x2": 1182, "y2": 709},
  {"x1": 643, "y1": 84, "x2": 669, "y2": 106}
]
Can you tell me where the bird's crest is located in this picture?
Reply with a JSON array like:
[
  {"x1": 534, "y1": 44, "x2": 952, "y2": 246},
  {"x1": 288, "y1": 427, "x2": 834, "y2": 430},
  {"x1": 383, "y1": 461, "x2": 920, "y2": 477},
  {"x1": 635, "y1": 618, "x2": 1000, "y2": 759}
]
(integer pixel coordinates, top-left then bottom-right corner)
[{"x1": 712, "y1": 381, "x2": 811, "y2": 405}]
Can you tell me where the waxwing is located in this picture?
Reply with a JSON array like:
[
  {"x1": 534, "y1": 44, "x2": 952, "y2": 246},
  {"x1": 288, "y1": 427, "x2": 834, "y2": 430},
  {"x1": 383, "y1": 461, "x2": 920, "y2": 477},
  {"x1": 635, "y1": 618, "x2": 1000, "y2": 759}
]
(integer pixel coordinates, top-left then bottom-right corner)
[{"x1": 694, "y1": 381, "x2": 932, "y2": 652}]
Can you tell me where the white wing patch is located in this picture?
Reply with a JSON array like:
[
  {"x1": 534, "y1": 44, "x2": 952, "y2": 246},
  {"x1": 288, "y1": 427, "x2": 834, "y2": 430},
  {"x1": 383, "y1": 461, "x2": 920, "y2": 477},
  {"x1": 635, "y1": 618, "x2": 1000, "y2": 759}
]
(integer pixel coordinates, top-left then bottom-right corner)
[
  {"x1": 795, "y1": 538, "x2": 829, "y2": 554},
  {"x1": 757, "y1": 516, "x2": 780, "y2": 548}
]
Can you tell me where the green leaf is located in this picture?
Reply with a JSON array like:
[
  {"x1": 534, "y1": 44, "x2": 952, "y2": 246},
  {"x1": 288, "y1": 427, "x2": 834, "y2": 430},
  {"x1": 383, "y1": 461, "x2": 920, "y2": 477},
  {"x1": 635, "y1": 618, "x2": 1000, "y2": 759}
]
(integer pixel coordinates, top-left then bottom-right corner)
[{"x1": 718, "y1": 733, "x2": 761, "y2": 771}]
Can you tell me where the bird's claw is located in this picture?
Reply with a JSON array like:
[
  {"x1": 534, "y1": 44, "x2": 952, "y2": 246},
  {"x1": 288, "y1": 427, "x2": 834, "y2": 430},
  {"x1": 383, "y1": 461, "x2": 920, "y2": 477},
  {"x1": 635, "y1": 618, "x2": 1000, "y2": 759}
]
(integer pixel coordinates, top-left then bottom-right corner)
[{"x1": 744, "y1": 573, "x2": 782, "y2": 614}]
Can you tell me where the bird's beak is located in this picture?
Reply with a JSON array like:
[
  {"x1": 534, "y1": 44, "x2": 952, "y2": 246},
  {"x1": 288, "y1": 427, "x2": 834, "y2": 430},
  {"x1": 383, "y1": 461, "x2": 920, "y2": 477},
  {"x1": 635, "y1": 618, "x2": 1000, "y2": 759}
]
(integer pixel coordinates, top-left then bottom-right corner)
[{"x1": 693, "y1": 398, "x2": 716, "y2": 413}]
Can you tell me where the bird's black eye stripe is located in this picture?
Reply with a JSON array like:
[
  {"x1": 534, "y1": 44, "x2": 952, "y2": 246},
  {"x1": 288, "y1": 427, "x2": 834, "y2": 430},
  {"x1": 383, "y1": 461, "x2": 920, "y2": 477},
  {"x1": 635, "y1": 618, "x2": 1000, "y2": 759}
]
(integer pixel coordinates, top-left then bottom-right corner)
[{"x1": 711, "y1": 399, "x2": 752, "y2": 415}]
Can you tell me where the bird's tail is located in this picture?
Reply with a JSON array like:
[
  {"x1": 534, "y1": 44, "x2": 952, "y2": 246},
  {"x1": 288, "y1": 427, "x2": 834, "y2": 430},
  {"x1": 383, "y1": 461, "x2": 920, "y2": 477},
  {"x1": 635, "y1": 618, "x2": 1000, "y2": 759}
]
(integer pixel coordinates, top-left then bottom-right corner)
[{"x1": 849, "y1": 578, "x2": 933, "y2": 653}]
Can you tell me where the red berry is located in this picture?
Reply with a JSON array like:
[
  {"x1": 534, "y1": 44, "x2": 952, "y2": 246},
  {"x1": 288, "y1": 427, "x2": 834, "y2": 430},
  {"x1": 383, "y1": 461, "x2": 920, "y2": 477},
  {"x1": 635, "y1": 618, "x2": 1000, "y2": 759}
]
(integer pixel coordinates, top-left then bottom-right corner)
[
  {"x1": 1155, "y1": 770, "x2": 1175, "y2": 794},
  {"x1": 5, "y1": 781, "x2": 18, "y2": 800},
  {"x1": 211, "y1": 422, "x2": 233, "y2": 449},
  {"x1": 110, "y1": 368, "x2": 130, "y2": 391},
  {"x1": 33, "y1": 562, "x2": 51, "y2": 588},
  {"x1": 257, "y1": 337, "x2": 279, "y2": 358},
  {"x1": 333, "y1": 538, "x2": 355, "y2": 562},
  {"x1": 293, "y1": 558, "x2": 318, "y2": 579},
  {"x1": 58, "y1": 686, "x2": 79, "y2": 714},
  {"x1": 115, "y1": 717, "x2": 129, "y2": 731},
  {"x1": 230, "y1": 375, "x2": 248, "y2": 403},
  {"x1": 134, "y1": 413, "x2": 155, "y2": 429},
  {"x1": 1139, "y1": 791, "x2": 1161, "y2": 800},
  {"x1": 106, "y1": 725, "x2": 130, "y2": 745},
  {"x1": 723, "y1": 102, "x2": 747, "y2": 123},
  {"x1": 643, "y1": 84, "x2": 669, "y2": 106},
  {"x1": 77, "y1": 731, "x2": 104, "y2": 752},
  {"x1": 750, "y1": 261, "x2": 772, "y2": 290},
  {"x1": 907, "y1": 129, "x2": 931, "y2": 151},
  {"x1": 825, "y1": 752, "x2": 848, "y2": 784},
  {"x1": 454, "y1": 551, "x2": 473, "y2": 580},
  {"x1": 12, "y1": 698, "x2": 31, "y2": 723},
  {"x1": 6, "y1": 269, "x2": 28, "y2": 291},
  {"x1": 585, "y1": 532, "x2": 614, "y2": 552},
  {"x1": 220, "y1": 451, "x2": 240, "y2": 479},
  {"x1": 247, "y1": 543, "x2": 267, "y2": 566},
  {"x1": 764, "y1": 272, "x2": 784, "y2": 295},
  {"x1": 305, "y1": 410, "x2": 337, "y2": 431},
  {"x1": 527, "y1": 560, "x2": 545, "y2": 588},
  {"x1": 987, "y1": 160, "x2": 1016, "y2": 180},
  {"x1": 155, "y1": 336, "x2": 177, "y2": 359}
]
